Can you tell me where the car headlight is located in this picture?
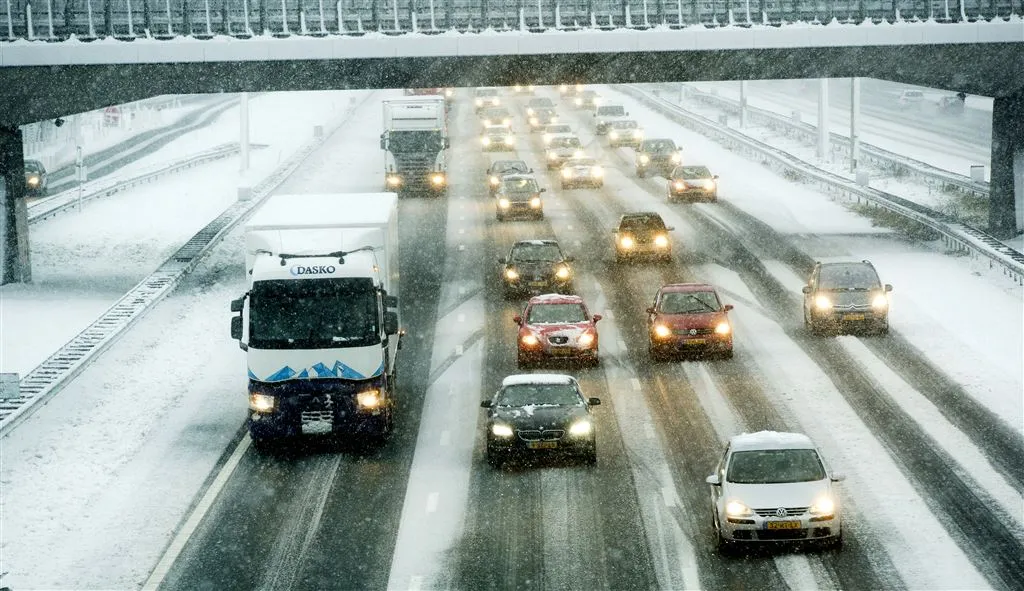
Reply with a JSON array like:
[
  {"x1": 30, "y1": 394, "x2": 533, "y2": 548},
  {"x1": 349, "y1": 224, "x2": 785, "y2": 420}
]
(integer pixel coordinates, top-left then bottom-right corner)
[
  {"x1": 357, "y1": 389, "x2": 382, "y2": 410},
  {"x1": 548, "y1": 152, "x2": 557, "y2": 160},
  {"x1": 555, "y1": 266, "x2": 571, "y2": 279},
  {"x1": 578, "y1": 332, "x2": 595, "y2": 347},
  {"x1": 527, "y1": 108, "x2": 535, "y2": 115},
  {"x1": 592, "y1": 166, "x2": 604, "y2": 177},
  {"x1": 521, "y1": 333, "x2": 539, "y2": 346},
  {"x1": 530, "y1": 117, "x2": 539, "y2": 125},
  {"x1": 492, "y1": 98, "x2": 500, "y2": 106},
  {"x1": 810, "y1": 497, "x2": 836, "y2": 516},
  {"x1": 725, "y1": 501, "x2": 754, "y2": 518},
  {"x1": 431, "y1": 174, "x2": 446, "y2": 186},
  {"x1": 481, "y1": 137, "x2": 491, "y2": 146},
  {"x1": 671, "y1": 153, "x2": 681, "y2": 163},
  {"x1": 562, "y1": 168, "x2": 574, "y2": 179},
  {"x1": 490, "y1": 176, "x2": 500, "y2": 186},
  {"x1": 503, "y1": 118, "x2": 511, "y2": 126},
  {"x1": 575, "y1": 98, "x2": 583, "y2": 106},
  {"x1": 653, "y1": 324, "x2": 672, "y2": 338},
  {"x1": 505, "y1": 268, "x2": 518, "y2": 280},
  {"x1": 550, "y1": 116, "x2": 558, "y2": 123},
  {"x1": 559, "y1": 84, "x2": 568, "y2": 92},
  {"x1": 529, "y1": 196, "x2": 542, "y2": 208},
  {"x1": 639, "y1": 154, "x2": 650, "y2": 164},
  {"x1": 445, "y1": 89, "x2": 454, "y2": 97},
  {"x1": 633, "y1": 130, "x2": 643, "y2": 138},
  {"x1": 386, "y1": 175, "x2": 402, "y2": 186},
  {"x1": 568, "y1": 420, "x2": 592, "y2": 436},
  {"x1": 475, "y1": 98, "x2": 483, "y2": 106},
  {"x1": 249, "y1": 393, "x2": 276, "y2": 413},
  {"x1": 674, "y1": 181, "x2": 685, "y2": 190},
  {"x1": 491, "y1": 423, "x2": 514, "y2": 438},
  {"x1": 654, "y1": 234, "x2": 669, "y2": 248},
  {"x1": 872, "y1": 294, "x2": 888, "y2": 310},
  {"x1": 609, "y1": 131, "x2": 619, "y2": 140},
  {"x1": 715, "y1": 322, "x2": 731, "y2": 335},
  {"x1": 504, "y1": 136, "x2": 515, "y2": 146},
  {"x1": 702, "y1": 179, "x2": 716, "y2": 190},
  {"x1": 27, "y1": 176, "x2": 39, "y2": 186},
  {"x1": 619, "y1": 235, "x2": 635, "y2": 249},
  {"x1": 814, "y1": 295, "x2": 833, "y2": 310},
  {"x1": 573, "y1": 150, "x2": 585, "y2": 158},
  {"x1": 498, "y1": 198, "x2": 511, "y2": 209}
]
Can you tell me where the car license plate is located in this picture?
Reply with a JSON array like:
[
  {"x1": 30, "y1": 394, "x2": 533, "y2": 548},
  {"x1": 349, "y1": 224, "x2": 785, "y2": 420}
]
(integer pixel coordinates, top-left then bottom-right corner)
[
  {"x1": 529, "y1": 281, "x2": 546, "y2": 287},
  {"x1": 550, "y1": 348, "x2": 574, "y2": 355},
  {"x1": 766, "y1": 521, "x2": 801, "y2": 530},
  {"x1": 528, "y1": 441, "x2": 558, "y2": 449},
  {"x1": 685, "y1": 338, "x2": 706, "y2": 345},
  {"x1": 844, "y1": 313, "x2": 866, "y2": 321}
]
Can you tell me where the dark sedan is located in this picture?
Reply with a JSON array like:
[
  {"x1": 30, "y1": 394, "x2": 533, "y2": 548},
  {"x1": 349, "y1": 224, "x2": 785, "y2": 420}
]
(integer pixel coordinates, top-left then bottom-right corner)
[
  {"x1": 486, "y1": 159, "x2": 532, "y2": 194},
  {"x1": 668, "y1": 165, "x2": 718, "y2": 202},
  {"x1": 495, "y1": 175, "x2": 545, "y2": 221},
  {"x1": 481, "y1": 373, "x2": 600, "y2": 467},
  {"x1": 498, "y1": 239, "x2": 574, "y2": 298}
]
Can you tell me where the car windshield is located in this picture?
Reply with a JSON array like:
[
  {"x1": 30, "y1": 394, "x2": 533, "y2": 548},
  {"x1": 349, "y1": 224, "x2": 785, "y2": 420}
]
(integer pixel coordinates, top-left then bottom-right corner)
[
  {"x1": 529, "y1": 98, "x2": 554, "y2": 108},
  {"x1": 511, "y1": 244, "x2": 562, "y2": 262},
  {"x1": 501, "y1": 178, "x2": 539, "y2": 193},
  {"x1": 475, "y1": 88, "x2": 499, "y2": 97},
  {"x1": 659, "y1": 291, "x2": 720, "y2": 314},
  {"x1": 610, "y1": 120, "x2": 638, "y2": 129},
  {"x1": 527, "y1": 303, "x2": 588, "y2": 324},
  {"x1": 497, "y1": 383, "x2": 581, "y2": 407},
  {"x1": 727, "y1": 449, "x2": 826, "y2": 484},
  {"x1": 620, "y1": 215, "x2": 665, "y2": 231},
  {"x1": 566, "y1": 159, "x2": 597, "y2": 167},
  {"x1": 485, "y1": 127, "x2": 509, "y2": 136},
  {"x1": 550, "y1": 137, "x2": 581, "y2": 149},
  {"x1": 674, "y1": 166, "x2": 711, "y2": 178},
  {"x1": 818, "y1": 264, "x2": 881, "y2": 290},
  {"x1": 248, "y1": 277, "x2": 380, "y2": 349},
  {"x1": 492, "y1": 161, "x2": 528, "y2": 174},
  {"x1": 598, "y1": 106, "x2": 625, "y2": 116},
  {"x1": 644, "y1": 140, "x2": 676, "y2": 152},
  {"x1": 24, "y1": 160, "x2": 44, "y2": 173},
  {"x1": 481, "y1": 108, "x2": 510, "y2": 119},
  {"x1": 545, "y1": 125, "x2": 571, "y2": 134}
]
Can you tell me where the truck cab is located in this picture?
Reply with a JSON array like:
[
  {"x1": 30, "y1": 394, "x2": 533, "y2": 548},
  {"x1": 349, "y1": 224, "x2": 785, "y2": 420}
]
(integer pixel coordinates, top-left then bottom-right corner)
[{"x1": 380, "y1": 96, "x2": 450, "y2": 196}]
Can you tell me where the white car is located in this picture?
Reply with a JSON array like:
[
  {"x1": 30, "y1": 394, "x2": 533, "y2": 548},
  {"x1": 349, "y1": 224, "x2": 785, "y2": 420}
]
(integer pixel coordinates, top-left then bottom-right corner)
[{"x1": 706, "y1": 431, "x2": 844, "y2": 551}]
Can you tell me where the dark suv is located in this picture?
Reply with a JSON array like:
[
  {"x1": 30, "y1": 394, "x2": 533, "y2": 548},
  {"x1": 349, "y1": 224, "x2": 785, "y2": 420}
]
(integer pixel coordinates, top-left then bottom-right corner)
[
  {"x1": 498, "y1": 240, "x2": 575, "y2": 298},
  {"x1": 614, "y1": 212, "x2": 674, "y2": 263},
  {"x1": 635, "y1": 139, "x2": 681, "y2": 178},
  {"x1": 495, "y1": 174, "x2": 545, "y2": 221},
  {"x1": 802, "y1": 261, "x2": 892, "y2": 335},
  {"x1": 24, "y1": 159, "x2": 48, "y2": 196}
]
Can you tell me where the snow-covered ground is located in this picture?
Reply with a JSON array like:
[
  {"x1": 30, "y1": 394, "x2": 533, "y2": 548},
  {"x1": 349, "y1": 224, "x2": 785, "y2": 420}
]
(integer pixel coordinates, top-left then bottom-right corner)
[{"x1": 1, "y1": 84, "x2": 1021, "y2": 590}]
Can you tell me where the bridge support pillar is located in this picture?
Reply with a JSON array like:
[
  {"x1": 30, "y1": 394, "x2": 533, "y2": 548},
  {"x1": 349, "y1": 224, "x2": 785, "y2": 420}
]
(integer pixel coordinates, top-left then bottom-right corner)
[
  {"x1": 816, "y1": 78, "x2": 829, "y2": 161},
  {"x1": 0, "y1": 126, "x2": 31, "y2": 285},
  {"x1": 989, "y1": 92, "x2": 1024, "y2": 239}
]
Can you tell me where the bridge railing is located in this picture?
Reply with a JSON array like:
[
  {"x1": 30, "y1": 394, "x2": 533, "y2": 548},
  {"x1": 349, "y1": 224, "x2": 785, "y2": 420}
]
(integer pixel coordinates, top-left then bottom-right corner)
[{"x1": 2, "y1": 0, "x2": 1021, "y2": 41}]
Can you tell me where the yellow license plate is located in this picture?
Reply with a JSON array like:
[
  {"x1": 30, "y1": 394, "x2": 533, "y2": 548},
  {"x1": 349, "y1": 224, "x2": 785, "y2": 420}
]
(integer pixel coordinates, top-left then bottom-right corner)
[
  {"x1": 844, "y1": 314, "x2": 866, "y2": 321},
  {"x1": 529, "y1": 281, "x2": 546, "y2": 287},
  {"x1": 766, "y1": 521, "x2": 801, "y2": 530},
  {"x1": 685, "y1": 338, "x2": 706, "y2": 345},
  {"x1": 528, "y1": 441, "x2": 558, "y2": 449},
  {"x1": 550, "y1": 348, "x2": 574, "y2": 355}
]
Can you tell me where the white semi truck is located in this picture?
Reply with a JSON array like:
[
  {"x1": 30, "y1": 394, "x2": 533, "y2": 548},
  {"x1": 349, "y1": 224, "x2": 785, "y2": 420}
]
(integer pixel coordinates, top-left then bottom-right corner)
[
  {"x1": 230, "y1": 193, "x2": 402, "y2": 447},
  {"x1": 380, "y1": 96, "x2": 449, "y2": 196}
]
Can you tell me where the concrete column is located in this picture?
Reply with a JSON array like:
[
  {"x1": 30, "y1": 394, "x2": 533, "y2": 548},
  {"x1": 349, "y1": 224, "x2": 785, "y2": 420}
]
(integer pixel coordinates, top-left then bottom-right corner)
[
  {"x1": 850, "y1": 77, "x2": 861, "y2": 173},
  {"x1": 0, "y1": 126, "x2": 31, "y2": 284},
  {"x1": 817, "y1": 78, "x2": 829, "y2": 161},
  {"x1": 739, "y1": 80, "x2": 748, "y2": 128},
  {"x1": 989, "y1": 92, "x2": 1024, "y2": 239}
]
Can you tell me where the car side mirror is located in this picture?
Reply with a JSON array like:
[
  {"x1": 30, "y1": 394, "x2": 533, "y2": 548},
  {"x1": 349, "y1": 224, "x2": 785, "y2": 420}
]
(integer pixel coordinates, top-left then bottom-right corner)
[
  {"x1": 646, "y1": 307, "x2": 655, "y2": 314},
  {"x1": 540, "y1": 188, "x2": 547, "y2": 192},
  {"x1": 480, "y1": 400, "x2": 493, "y2": 408},
  {"x1": 384, "y1": 311, "x2": 399, "y2": 335},
  {"x1": 713, "y1": 175, "x2": 719, "y2": 179},
  {"x1": 528, "y1": 168, "x2": 534, "y2": 173},
  {"x1": 587, "y1": 397, "x2": 601, "y2": 406},
  {"x1": 513, "y1": 315, "x2": 523, "y2": 325},
  {"x1": 564, "y1": 255, "x2": 575, "y2": 262},
  {"x1": 802, "y1": 286, "x2": 812, "y2": 294},
  {"x1": 831, "y1": 472, "x2": 846, "y2": 482},
  {"x1": 706, "y1": 474, "x2": 721, "y2": 486},
  {"x1": 665, "y1": 226, "x2": 675, "y2": 232},
  {"x1": 230, "y1": 296, "x2": 245, "y2": 313},
  {"x1": 723, "y1": 304, "x2": 734, "y2": 311},
  {"x1": 593, "y1": 314, "x2": 602, "y2": 322},
  {"x1": 497, "y1": 256, "x2": 507, "y2": 264},
  {"x1": 884, "y1": 284, "x2": 893, "y2": 292}
]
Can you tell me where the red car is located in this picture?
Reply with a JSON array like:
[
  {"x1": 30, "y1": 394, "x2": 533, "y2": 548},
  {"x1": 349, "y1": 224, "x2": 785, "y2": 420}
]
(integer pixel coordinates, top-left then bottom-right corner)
[
  {"x1": 514, "y1": 294, "x2": 601, "y2": 368},
  {"x1": 647, "y1": 283, "x2": 733, "y2": 360}
]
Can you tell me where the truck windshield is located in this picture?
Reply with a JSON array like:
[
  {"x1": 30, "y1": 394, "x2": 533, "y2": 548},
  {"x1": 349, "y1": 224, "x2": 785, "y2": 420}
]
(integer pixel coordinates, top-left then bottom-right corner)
[
  {"x1": 389, "y1": 130, "x2": 443, "y2": 153},
  {"x1": 249, "y1": 277, "x2": 380, "y2": 349}
]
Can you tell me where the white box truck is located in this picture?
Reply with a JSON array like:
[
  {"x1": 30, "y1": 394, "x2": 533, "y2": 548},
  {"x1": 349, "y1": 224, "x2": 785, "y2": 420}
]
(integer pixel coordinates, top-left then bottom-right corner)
[
  {"x1": 230, "y1": 193, "x2": 402, "y2": 447},
  {"x1": 380, "y1": 96, "x2": 449, "y2": 196}
]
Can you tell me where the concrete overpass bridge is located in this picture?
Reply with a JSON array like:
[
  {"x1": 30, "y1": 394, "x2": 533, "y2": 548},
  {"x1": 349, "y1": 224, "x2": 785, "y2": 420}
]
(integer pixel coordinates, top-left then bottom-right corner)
[{"x1": 2, "y1": 0, "x2": 1023, "y2": 282}]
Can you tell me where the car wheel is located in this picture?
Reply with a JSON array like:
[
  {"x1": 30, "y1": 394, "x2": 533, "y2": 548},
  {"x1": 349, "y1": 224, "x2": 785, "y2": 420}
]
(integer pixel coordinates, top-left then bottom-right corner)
[
  {"x1": 535, "y1": 212, "x2": 544, "y2": 221},
  {"x1": 250, "y1": 434, "x2": 274, "y2": 453},
  {"x1": 516, "y1": 354, "x2": 531, "y2": 370},
  {"x1": 720, "y1": 349, "x2": 734, "y2": 360},
  {"x1": 649, "y1": 343, "x2": 664, "y2": 362},
  {"x1": 596, "y1": 182, "x2": 604, "y2": 189},
  {"x1": 587, "y1": 354, "x2": 600, "y2": 368},
  {"x1": 637, "y1": 168, "x2": 647, "y2": 179},
  {"x1": 582, "y1": 449, "x2": 597, "y2": 466},
  {"x1": 496, "y1": 212, "x2": 505, "y2": 222},
  {"x1": 487, "y1": 448, "x2": 505, "y2": 468},
  {"x1": 709, "y1": 193, "x2": 718, "y2": 203},
  {"x1": 561, "y1": 182, "x2": 569, "y2": 190},
  {"x1": 877, "y1": 318, "x2": 890, "y2": 336}
]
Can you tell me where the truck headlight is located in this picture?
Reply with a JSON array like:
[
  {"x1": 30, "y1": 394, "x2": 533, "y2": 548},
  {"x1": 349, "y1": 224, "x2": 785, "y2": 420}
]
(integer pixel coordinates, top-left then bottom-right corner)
[
  {"x1": 654, "y1": 234, "x2": 669, "y2": 248},
  {"x1": 386, "y1": 175, "x2": 402, "y2": 186},
  {"x1": 445, "y1": 89, "x2": 454, "y2": 97},
  {"x1": 872, "y1": 294, "x2": 888, "y2": 310},
  {"x1": 715, "y1": 322, "x2": 731, "y2": 335},
  {"x1": 505, "y1": 268, "x2": 519, "y2": 280},
  {"x1": 815, "y1": 295, "x2": 833, "y2": 310},
  {"x1": 492, "y1": 423, "x2": 514, "y2": 438},
  {"x1": 591, "y1": 166, "x2": 604, "y2": 177},
  {"x1": 555, "y1": 266, "x2": 571, "y2": 279},
  {"x1": 562, "y1": 168, "x2": 574, "y2": 179},
  {"x1": 568, "y1": 420, "x2": 592, "y2": 436},
  {"x1": 619, "y1": 235, "x2": 634, "y2": 249},
  {"x1": 726, "y1": 501, "x2": 754, "y2": 518},
  {"x1": 609, "y1": 131, "x2": 619, "y2": 140},
  {"x1": 639, "y1": 154, "x2": 650, "y2": 164},
  {"x1": 559, "y1": 84, "x2": 569, "y2": 93},
  {"x1": 653, "y1": 324, "x2": 672, "y2": 338},
  {"x1": 529, "y1": 197, "x2": 542, "y2": 208},
  {"x1": 521, "y1": 333, "x2": 539, "y2": 346},
  {"x1": 249, "y1": 393, "x2": 276, "y2": 413},
  {"x1": 357, "y1": 390, "x2": 382, "y2": 410},
  {"x1": 498, "y1": 198, "x2": 511, "y2": 209},
  {"x1": 530, "y1": 117, "x2": 539, "y2": 125},
  {"x1": 431, "y1": 174, "x2": 446, "y2": 186}
]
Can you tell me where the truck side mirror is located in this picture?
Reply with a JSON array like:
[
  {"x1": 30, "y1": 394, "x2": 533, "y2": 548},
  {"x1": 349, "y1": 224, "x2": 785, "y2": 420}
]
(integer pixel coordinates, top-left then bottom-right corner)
[
  {"x1": 230, "y1": 316, "x2": 247, "y2": 351},
  {"x1": 379, "y1": 137, "x2": 386, "y2": 150},
  {"x1": 384, "y1": 294, "x2": 399, "y2": 309},
  {"x1": 385, "y1": 311, "x2": 399, "y2": 336},
  {"x1": 802, "y1": 286, "x2": 812, "y2": 294},
  {"x1": 230, "y1": 297, "x2": 245, "y2": 313}
]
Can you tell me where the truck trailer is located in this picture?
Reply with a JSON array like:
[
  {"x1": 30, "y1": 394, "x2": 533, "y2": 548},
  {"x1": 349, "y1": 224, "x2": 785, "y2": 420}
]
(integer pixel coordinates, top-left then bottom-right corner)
[
  {"x1": 380, "y1": 96, "x2": 449, "y2": 196},
  {"x1": 230, "y1": 193, "x2": 402, "y2": 447}
]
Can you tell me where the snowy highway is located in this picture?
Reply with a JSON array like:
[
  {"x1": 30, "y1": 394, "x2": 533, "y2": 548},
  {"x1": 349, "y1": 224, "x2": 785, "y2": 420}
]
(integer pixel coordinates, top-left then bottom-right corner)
[{"x1": 1, "y1": 84, "x2": 1022, "y2": 591}]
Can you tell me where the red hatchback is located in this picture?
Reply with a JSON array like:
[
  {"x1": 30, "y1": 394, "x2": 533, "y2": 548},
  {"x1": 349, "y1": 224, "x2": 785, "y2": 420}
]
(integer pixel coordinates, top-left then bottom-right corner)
[
  {"x1": 514, "y1": 294, "x2": 601, "y2": 368},
  {"x1": 647, "y1": 284, "x2": 734, "y2": 360}
]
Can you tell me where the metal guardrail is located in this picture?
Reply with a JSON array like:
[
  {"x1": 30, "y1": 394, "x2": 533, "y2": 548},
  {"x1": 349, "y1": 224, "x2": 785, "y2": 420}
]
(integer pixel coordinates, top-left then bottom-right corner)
[
  {"x1": 674, "y1": 85, "x2": 991, "y2": 200},
  {"x1": 27, "y1": 143, "x2": 241, "y2": 225},
  {"x1": 0, "y1": 93, "x2": 374, "y2": 437},
  {"x1": 616, "y1": 85, "x2": 1024, "y2": 286},
  {"x1": 1, "y1": 0, "x2": 1020, "y2": 41}
]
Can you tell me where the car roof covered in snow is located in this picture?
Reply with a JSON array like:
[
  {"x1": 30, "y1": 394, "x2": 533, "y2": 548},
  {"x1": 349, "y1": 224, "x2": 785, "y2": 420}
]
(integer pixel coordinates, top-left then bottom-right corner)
[
  {"x1": 502, "y1": 374, "x2": 578, "y2": 387},
  {"x1": 729, "y1": 431, "x2": 816, "y2": 452}
]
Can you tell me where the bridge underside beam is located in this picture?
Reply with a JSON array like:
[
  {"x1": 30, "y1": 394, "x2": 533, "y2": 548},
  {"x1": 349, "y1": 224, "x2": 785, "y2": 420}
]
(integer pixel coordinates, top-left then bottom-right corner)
[
  {"x1": 1, "y1": 43, "x2": 1022, "y2": 126},
  {"x1": 0, "y1": 126, "x2": 31, "y2": 284},
  {"x1": 989, "y1": 92, "x2": 1024, "y2": 239}
]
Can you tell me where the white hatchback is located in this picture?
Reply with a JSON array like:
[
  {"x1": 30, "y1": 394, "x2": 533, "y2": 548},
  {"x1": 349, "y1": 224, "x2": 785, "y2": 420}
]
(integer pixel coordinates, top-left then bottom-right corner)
[{"x1": 706, "y1": 431, "x2": 844, "y2": 551}]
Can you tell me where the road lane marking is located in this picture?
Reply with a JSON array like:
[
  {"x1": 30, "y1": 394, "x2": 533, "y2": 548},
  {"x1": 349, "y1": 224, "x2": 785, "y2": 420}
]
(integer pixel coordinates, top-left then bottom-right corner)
[{"x1": 426, "y1": 492, "x2": 439, "y2": 514}]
